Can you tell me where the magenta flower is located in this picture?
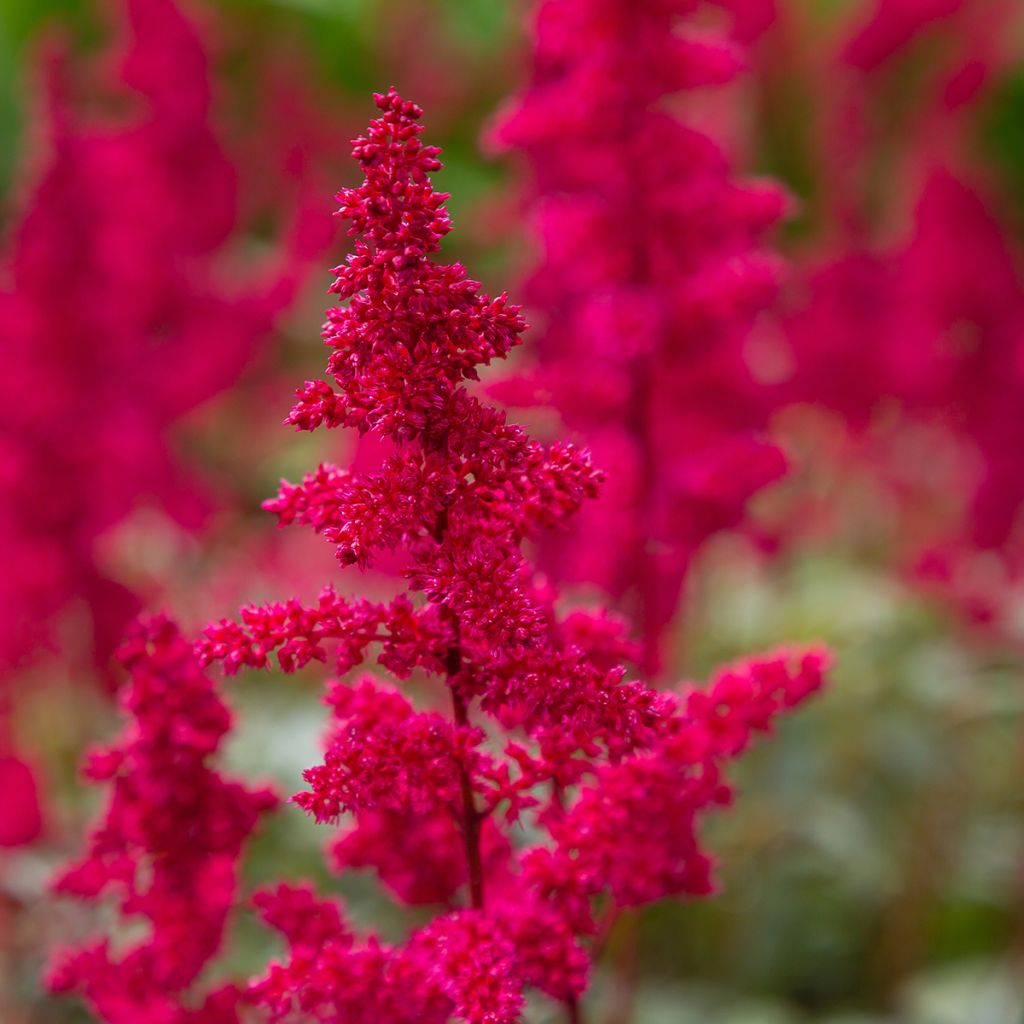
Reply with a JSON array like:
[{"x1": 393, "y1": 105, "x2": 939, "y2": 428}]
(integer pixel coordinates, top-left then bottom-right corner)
[
  {"x1": 489, "y1": 0, "x2": 790, "y2": 673},
  {"x1": 0, "y1": 0, "x2": 318, "y2": 680},
  {"x1": 782, "y1": 0, "x2": 1024, "y2": 627}
]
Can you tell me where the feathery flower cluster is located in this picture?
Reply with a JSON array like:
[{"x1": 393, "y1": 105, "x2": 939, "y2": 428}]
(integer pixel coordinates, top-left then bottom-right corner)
[
  {"x1": 49, "y1": 88, "x2": 824, "y2": 1023},
  {"x1": 48, "y1": 616, "x2": 277, "y2": 1022},
  {"x1": 490, "y1": 0, "x2": 789, "y2": 672},
  {"x1": 103, "y1": 89, "x2": 832, "y2": 1023}
]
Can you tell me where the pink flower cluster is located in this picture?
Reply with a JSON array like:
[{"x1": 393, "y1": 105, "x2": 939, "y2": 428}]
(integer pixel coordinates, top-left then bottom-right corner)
[
  {"x1": 47, "y1": 88, "x2": 829, "y2": 1023},
  {"x1": 490, "y1": 0, "x2": 790, "y2": 672},
  {"x1": 0, "y1": 0, "x2": 315, "y2": 680},
  {"x1": 782, "y1": 0, "x2": 1024, "y2": 627}
]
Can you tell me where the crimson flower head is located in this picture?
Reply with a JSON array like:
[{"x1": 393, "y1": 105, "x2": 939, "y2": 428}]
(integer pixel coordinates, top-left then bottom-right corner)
[
  {"x1": 286, "y1": 87, "x2": 527, "y2": 441},
  {"x1": 56, "y1": 89, "x2": 825, "y2": 1024}
]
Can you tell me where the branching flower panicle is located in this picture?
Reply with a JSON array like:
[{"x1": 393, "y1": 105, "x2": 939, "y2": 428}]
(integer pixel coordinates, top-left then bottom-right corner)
[{"x1": 55, "y1": 89, "x2": 825, "y2": 1024}]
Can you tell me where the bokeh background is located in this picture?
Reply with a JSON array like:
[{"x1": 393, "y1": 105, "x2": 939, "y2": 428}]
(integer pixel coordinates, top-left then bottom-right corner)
[{"x1": 2, "y1": 1, "x2": 1024, "y2": 1022}]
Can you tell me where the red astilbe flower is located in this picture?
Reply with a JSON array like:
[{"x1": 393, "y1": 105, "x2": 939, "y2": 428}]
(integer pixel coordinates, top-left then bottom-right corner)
[
  {"x1": 48, "y1": 616, "x2": 277, "y2": 1023},
  {"x1": 489, "y1": 0, "x2": 789, "y2": 674},
  {"x1": 184, "y1": 90, "x2": 826, "y2": 1022}
]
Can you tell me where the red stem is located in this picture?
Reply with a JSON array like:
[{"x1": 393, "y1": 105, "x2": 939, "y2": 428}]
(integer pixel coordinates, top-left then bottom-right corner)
[
  {"x1": 447, "y1": 643, "x2": 485, "y2": 910},
  {"x1": 431, "y1": 501, "x2": 485, "y2": 909}
]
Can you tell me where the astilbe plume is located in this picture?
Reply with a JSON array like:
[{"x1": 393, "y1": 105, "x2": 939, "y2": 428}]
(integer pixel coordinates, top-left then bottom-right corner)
[
  {"x1": 48, "y1": 616, "x2": 277, "y2": 1023},
  {"x1": 166, "y1": 90, "x2": 827, "y2": 1022},
  {"x1": 490, "y1": 0, "x2": 790, "y2": 673},
  {"x1": 781, "y1": 0, "x2": 1024, "y2": 628}
]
